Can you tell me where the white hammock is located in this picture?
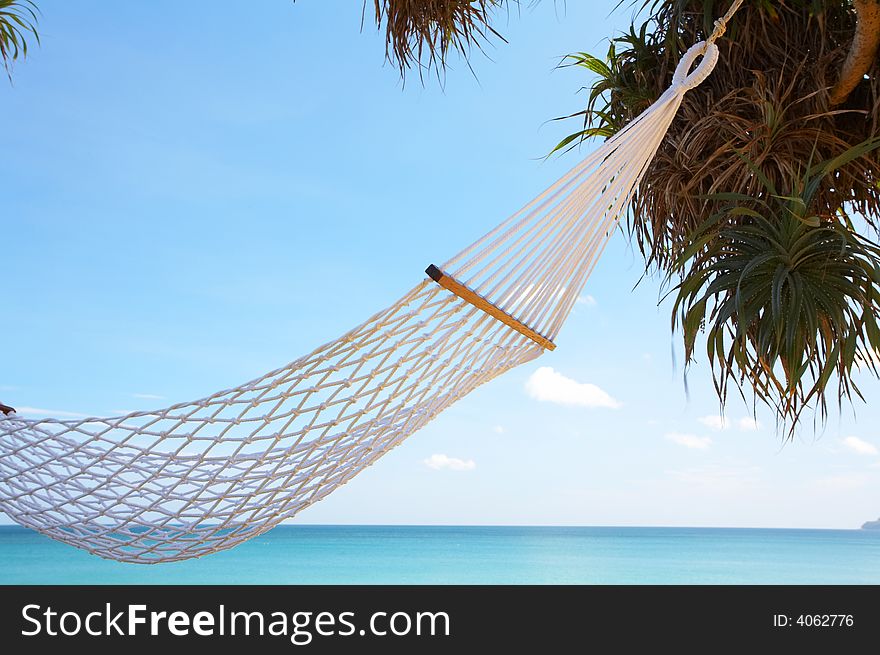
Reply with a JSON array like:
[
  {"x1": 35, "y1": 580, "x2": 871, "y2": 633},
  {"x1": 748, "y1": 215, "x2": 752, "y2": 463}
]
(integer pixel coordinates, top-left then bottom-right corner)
[{"x1": 0, "y1": 38, "x2": 723, "y2": 563}]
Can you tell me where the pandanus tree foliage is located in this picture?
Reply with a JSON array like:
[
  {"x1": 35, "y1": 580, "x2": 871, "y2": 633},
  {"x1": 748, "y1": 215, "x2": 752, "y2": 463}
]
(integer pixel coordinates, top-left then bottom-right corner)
[
  {"x1": 547, "y1": 0, "x2": 880, "y2": 433},
  {"x1": 671, "y1": 148, "x2": 880, "y2": 433},
  {"x1": 367, "y1": 0, "x2": 880, "y2": 435}
]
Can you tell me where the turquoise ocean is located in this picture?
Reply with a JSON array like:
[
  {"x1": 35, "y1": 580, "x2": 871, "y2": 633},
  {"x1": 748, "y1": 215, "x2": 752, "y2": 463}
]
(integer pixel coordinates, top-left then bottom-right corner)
[{"x1": 1, "y1": 525, "x2": 878, "y2": 585}]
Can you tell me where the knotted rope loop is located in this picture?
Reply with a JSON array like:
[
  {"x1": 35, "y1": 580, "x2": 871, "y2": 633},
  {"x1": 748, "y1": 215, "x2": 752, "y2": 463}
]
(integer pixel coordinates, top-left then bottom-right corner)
[
  {"x1": 670, "y1": 0, "x2": 743, "y2": 92},
  {"x1": 671, "y1": 40, "x2": 719, "y2": 91}
]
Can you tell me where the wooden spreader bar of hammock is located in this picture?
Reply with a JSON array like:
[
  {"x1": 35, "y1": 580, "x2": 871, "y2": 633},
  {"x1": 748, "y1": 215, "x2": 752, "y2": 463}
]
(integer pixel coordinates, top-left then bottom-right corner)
[{"x1": 426, "y1": 264, "x2": 556, "y2": 351}]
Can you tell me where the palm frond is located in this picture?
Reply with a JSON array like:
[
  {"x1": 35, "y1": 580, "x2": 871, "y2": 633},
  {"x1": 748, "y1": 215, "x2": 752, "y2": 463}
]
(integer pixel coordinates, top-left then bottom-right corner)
[
  {"x1": 0, "y1": 0, "x2": 39, "y2": 80},
  {"x1": 369, "y1": 0, "x2": 520, "y2": 82},
  {"x1": 671, "y1": 144, "x2": 880, "y2": 436}
]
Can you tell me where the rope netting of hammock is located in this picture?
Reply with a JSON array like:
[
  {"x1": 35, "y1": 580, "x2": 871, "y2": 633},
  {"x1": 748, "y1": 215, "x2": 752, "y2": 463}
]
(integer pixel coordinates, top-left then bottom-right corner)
[{"x1": 0, "y1": 15, "x2": 732, "y2": 562}]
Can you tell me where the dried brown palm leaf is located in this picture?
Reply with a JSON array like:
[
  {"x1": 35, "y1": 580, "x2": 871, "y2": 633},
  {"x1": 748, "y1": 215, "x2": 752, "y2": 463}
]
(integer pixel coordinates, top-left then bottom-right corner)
[
  {"x1": 368, "y1": 0, "x2": 518, "y2": 81},
  {"x1": 557, "y1": 1, "x2": 880, "y2": 270}
]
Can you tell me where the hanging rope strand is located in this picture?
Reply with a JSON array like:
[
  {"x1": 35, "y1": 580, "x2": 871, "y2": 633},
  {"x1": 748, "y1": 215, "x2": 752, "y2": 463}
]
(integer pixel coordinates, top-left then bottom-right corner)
[{"x1": 708, "y1": 0, "x2": 746, "y2": 44}]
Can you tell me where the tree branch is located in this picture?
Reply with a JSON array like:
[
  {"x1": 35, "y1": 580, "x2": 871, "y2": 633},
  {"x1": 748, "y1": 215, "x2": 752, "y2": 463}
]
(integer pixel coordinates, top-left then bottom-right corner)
[
  {"x1": 0, "y1": 402, "x2": 15, "y2": 416},
  {"x1": 829, "y1": 0, "x2": 880, "y2": 106}
]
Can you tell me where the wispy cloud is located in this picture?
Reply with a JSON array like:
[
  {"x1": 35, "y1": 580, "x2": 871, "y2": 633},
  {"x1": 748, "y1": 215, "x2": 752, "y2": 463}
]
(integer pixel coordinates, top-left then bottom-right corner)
[
  {"x1": 132, "y1": 393, "x2": 166, "y2": 400},
  {"x1": 698, "y1": 414, "x2": 761, "y2": 432},
  {"x1": 737, "y1": 417, "x2": 761, "y2": 431},
  {"x1": 0, "y1": 385, "x2": 19, "y2": 392},
  {"x1": 576, "y1": 294, "x2": 597, "y2": 307},
  {"x1": 698, "y1": 415, "x2": 730, "y2": 431},
  {"x1": 492, "y1": 425, "x2": 505, "y2": 434},
  {"x1": 525, "y1": 367, "x2": 621, "y2": 409},
  {"x1": 423, "y1": 454, "x2": 476, "y2": 472},
  {"x1": 841, "y1": 436, "x2": 879, "y2": 456},
  {"x1": 15, "y1": 406, "x2": 88, "y2": 419},
  {"x1": 665, "y1": 431, "x2": 712, "y2": 450}
]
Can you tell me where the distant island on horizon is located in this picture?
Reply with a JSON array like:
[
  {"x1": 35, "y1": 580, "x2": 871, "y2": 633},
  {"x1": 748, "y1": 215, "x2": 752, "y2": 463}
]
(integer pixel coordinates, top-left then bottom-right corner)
[{"x1": 862, "y1": 518, "x2": 880, "y2": 530}]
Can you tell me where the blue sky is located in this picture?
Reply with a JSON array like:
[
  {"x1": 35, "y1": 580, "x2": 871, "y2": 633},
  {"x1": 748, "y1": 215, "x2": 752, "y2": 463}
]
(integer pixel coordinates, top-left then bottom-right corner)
[{"x1": 1, "y1": 0, "x2": 878, "y2": 529}]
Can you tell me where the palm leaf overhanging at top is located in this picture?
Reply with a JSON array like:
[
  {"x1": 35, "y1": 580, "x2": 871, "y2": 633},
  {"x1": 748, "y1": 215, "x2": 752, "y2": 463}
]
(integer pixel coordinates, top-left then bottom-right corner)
[
  {"x1": 0, "y1": 0, "x2": 38, "y2": 79},
  {"x1": 368, "y1": 0, "x2": 519, "y2": 80}
]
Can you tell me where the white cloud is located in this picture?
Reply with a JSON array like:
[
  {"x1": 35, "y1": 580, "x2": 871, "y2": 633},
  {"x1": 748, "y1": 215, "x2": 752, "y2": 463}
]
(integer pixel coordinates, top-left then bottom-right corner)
[
  {"x1": 576, "y1": 294, "x2": 597, "y2": 307},
  {"x1": 492, "y1": 425, "x2": 505, "y2": 434},
  {"x1": 698, "y1": 415, "x2": 761, "y2": 432},
  {"x1": 15, "y1": 406, "x2": 88, "y2": 419},
  {"x1": 132, "y1": 393, "x2": 165, "y2": 400},
  {"x1": 525, "y1": 367, "x2": 621, "y2": 409},
  {"x1": 698, "y1": 415, "x2": 730, "y2": 431},
  {"x1": 737, "y1": 417, "x2": 761, "y2": 431},
  {"x1": 423, "y1": 454, "x2": 476, "y2": 472},
  {"x1": 665, "y1": 432, "x2": 712, "y2": 450},
  {"x1": 841, "y1": 436, "x2": 879, "y2": 456}
]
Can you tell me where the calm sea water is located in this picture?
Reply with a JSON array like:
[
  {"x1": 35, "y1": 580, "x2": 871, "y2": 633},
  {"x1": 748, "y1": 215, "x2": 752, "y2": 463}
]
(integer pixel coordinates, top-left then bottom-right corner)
[{"x1": 1, "y1": 525, "x2": 878, "y2": 585}]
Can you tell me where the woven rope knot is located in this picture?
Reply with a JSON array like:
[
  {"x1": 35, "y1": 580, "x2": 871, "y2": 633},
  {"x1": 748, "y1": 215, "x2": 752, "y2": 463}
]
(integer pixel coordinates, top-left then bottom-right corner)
[{"x1": 671, "y1": 41, "x2": 720, "y2": 91}]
